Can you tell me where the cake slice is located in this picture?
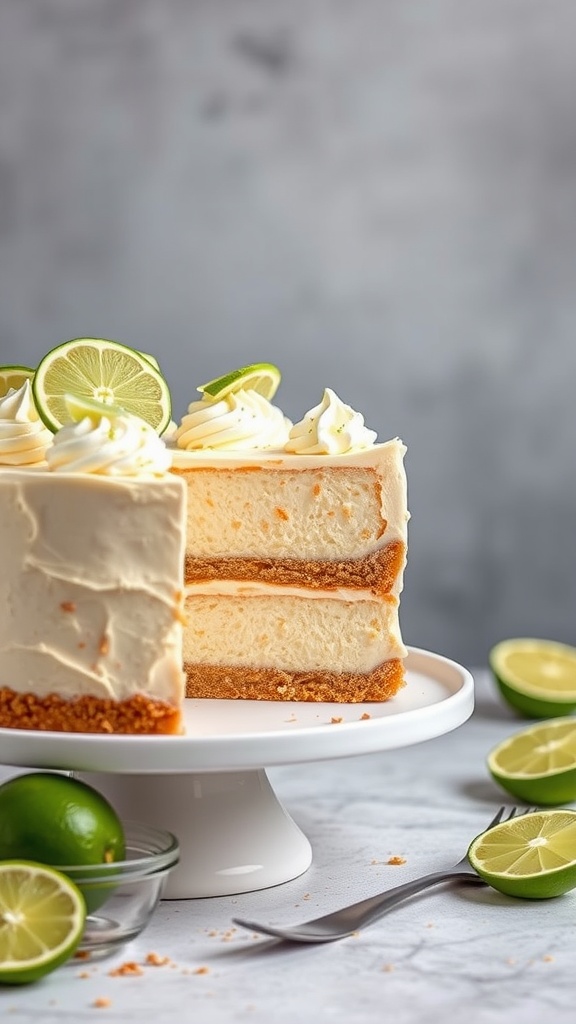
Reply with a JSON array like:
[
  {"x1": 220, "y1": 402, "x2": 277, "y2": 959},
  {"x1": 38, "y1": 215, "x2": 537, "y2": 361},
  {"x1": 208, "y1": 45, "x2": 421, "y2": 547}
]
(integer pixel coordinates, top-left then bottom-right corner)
[{"x1": 171, "y1": 379, "x2": 408, "y2": 702}]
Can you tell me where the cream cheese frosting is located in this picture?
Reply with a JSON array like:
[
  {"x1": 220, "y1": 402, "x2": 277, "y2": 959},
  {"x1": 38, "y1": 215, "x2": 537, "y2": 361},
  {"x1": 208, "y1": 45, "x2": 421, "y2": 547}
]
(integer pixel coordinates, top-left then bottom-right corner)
[
  {"x1": 0, "y1": 381, "x2": 53, "y2": 467},
  {"x1": 285, "y1": 388, "x2": 377, "y2": 455},
  {"x1": 46, "y1": 407, "x2": 172, "y2": 476},
  {"x1": 174, "y1": 390, "x2": 292, "y2": 451}
]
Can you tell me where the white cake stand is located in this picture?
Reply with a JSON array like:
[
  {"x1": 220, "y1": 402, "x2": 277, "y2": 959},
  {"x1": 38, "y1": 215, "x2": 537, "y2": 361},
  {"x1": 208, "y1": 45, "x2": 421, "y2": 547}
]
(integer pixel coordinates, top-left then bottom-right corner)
[{"x1": 0, "y1": 647, "x2": 473, "y2": 898}]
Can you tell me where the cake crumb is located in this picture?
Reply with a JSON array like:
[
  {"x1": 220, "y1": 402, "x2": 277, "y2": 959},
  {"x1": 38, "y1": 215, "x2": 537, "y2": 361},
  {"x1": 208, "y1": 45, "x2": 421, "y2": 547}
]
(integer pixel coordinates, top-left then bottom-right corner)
[
  {"x1": 382, "y1": 963, "x2": 395, "y2": 972},
  {"x1": 108, "y1": 962, "x2": 143, "y2": 977},
  {"x1": 74, "y1": 950, "x2": 92, "y2": 961},
  {"x1": 93, "y1": 997, "x2": 111, "y2": 1008},
  {"x1": 60, "y1": 601, "x2": 76, "y2": 613},
  {"x1": 360, "y1": 712, "x2": 371, "y2": 720},
  {"x1": 77, "y1": 971, "x2": 92, "y2": 979},
  {"x1": 330, "y1": 716, "x2": 343, "y2": 724},
  {"x1": 194, "y1": 966, "x2": 210, "y2": 975},
  {"x1": 543, "y1": 955, "x2": 554, "y2": 962},
  {"x1": 387, "y1": 855, "x2": 407, "y2": 866},
  {"x1": 145, "y1": 952, "x2": 171, "y2": 967}
]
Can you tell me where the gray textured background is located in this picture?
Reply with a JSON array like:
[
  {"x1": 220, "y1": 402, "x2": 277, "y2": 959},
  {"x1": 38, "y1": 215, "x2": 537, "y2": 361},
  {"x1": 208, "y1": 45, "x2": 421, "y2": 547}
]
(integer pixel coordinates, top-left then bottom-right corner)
[{"x1": 1, "y1": 0, "x2": 575, "y2": 670}]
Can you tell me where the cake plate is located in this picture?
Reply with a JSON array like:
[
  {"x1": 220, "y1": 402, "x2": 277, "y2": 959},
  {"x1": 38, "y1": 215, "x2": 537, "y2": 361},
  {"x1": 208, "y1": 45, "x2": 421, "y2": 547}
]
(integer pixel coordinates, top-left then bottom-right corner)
[{"x1": 0, "y1": 647, "x2": 473, "y2": 899}]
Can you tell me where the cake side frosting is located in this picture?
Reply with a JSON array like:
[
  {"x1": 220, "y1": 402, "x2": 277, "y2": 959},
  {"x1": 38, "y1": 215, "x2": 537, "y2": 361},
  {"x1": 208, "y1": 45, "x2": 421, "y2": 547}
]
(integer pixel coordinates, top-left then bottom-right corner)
[{"x1": 0, "y1": 393, "x2": 186, "y2": 733}]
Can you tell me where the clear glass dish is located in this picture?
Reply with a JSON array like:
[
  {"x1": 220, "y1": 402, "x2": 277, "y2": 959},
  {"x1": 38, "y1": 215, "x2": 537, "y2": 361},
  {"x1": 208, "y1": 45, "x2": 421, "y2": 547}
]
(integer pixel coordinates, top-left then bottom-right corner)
[{"x1": 56, "y1": 820, "x2": 180, "y2": 959}]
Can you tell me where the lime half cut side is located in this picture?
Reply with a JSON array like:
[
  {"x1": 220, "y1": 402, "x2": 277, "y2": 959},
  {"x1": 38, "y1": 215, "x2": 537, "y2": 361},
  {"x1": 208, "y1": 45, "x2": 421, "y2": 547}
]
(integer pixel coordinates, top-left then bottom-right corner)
[
  {"x1": 0, "y1": 861, "x2": 86, "y2": 985},
  {"x1": 490, "y1": 638, "x2": 576, "y2": 718},
  {"x1": 198, "y1": 363, "x2": 281, "y2": 402},
  {"x1": 0, "y1": 365, "x2": 35, "y2": 398},
  {"x1": 488, "y1": 719, "x2": 576, "y2": 805},
  {"x1": 32, "y1": 338, "x2": 172, "y2": 434},
  {"x1": 468, "y1": 809, "x2": 576, "y2": 899}
]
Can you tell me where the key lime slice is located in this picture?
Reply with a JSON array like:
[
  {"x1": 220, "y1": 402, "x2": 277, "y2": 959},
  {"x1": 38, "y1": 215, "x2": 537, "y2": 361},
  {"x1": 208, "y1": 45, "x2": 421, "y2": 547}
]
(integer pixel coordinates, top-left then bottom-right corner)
[
  {"x1": 198, "y1": 363, "x2": 281, "y2": 402},
  {"x1": 32, "y1": 338, "x2": 172, "y2": 434},
  {"x1": 468, "y1": 809, "x2": 576, "y2": 898},
  {"x1": 0, "y1": 365, "x2": 35, "y2": 398},
  {"x1": 488, "y1": 720, "x2": 576, "y2": 806},
  {"x1": 0, "y1": 861, "x2": 86, "y2": 984},
  {"x1": 490, "y1": 638, "x2": 576, "y2": 718}
]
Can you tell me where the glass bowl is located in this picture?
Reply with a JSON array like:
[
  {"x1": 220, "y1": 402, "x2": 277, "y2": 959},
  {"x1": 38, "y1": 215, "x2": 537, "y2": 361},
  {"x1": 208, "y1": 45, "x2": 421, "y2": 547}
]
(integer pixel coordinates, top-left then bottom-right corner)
[{"x1": 57, "y1": 821, "x2": 179, "y2": 958}]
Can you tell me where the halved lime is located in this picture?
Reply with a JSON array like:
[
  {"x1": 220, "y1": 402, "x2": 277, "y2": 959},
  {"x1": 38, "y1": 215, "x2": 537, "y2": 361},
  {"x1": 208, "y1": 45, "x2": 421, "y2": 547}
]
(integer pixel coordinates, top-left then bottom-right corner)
[
  {"x1": 32, "y1": 338, "x2": 172, "y2": 434},
  {"x1": 490, "y1": 638, "x2": 576, "y2": 718},
  {"x1": 0, "y1": 861, "x2": 86, "y2": 984},
  {"x1": 468, "y1": 809, "x2": 576, "y2": 898},
  {"x1": 0, "y1": 365, "x2": 35, "y2": 399},
  {"x1": 488, "y1": 720, "x2": 576, "y2": 805},
  {"x1": 198, "y1": 363, "x2": 281, "y2": 402}
]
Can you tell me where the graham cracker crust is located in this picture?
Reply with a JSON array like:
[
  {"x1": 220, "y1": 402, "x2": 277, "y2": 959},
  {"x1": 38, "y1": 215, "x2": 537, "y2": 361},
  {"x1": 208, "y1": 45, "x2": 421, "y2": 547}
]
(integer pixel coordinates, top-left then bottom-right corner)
[
  {"x1": 184, "y1": 660, "x2": 405, "y2": 703},
  {"x1": 0, "y1": 688, "x2": 183, "y2": 735},
  {"x1": 184, "y1": 540, "x2": 406, "y2": 594}
]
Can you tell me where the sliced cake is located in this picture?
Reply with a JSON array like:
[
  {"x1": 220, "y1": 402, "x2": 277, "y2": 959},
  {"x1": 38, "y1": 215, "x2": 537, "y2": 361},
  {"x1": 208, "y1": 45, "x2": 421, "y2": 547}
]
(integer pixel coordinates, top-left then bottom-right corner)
[{"x1": 171, "y1": 378, "x2": 409, "y2": 702}]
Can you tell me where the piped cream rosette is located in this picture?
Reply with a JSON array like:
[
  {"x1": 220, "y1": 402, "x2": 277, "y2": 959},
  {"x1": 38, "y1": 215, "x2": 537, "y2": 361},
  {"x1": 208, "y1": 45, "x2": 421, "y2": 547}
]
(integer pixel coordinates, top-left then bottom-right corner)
[
  {"x1": 46, "y1": 395, "x2": 172, "y2": 476},
  {"x1": 0, "y1": 379, "x2": 53, "y2": 466}
]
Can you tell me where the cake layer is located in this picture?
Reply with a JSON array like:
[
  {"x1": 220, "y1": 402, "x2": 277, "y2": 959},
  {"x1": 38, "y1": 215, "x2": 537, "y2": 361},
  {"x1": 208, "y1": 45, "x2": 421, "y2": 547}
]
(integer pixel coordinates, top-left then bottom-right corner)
[
  {"x1": 0, "y1": 689, "x2": 182, "y2": 734},
  {"x1": 184, "y1": 660, "x2": 404, "y2": 703},
  {"x1": 0, "y1": 470, "x2": 186, "y2": 731},
  {"x1": 183, "y1": 583, "x2": 405, "y2": 682},
  {"x1": 171, "y1": 441, "x2": 408, "y2": 585},
  {"x1": 184, "y1": 540, "x2": 405, "y2": 594}
]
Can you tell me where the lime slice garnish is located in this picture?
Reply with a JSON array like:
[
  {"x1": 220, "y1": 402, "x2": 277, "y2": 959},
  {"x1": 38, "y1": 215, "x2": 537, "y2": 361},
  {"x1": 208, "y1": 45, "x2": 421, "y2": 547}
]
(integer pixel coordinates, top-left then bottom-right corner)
[
  {"x1": 0, "y1": 861, "x2": 86, "y2": 984},
  {"x1": 488, "y1": 720, "x2": 576, "y2": 806},
  {"x1": 468, "y1": 809, "x2": 576, "y2": 899},
  {"x1": 32, "y1": 338, "x2": 172, "y2": 434},
  {"x1": 0, "y1": 365, "x2": 35, "y2": 399},
  {"x1": 198, "y1": 363, "x2": 281, "y2": 402},
  {"x1": 489, "y1": 638, "x2": 576, "y2": 718}
]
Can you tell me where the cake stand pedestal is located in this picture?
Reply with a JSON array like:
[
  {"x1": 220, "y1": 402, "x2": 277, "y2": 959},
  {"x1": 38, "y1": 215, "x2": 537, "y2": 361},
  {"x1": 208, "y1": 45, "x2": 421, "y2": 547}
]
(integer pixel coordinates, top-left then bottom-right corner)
[{"x1": 0, "y1": 648, "x2": 473, "y2": 899}]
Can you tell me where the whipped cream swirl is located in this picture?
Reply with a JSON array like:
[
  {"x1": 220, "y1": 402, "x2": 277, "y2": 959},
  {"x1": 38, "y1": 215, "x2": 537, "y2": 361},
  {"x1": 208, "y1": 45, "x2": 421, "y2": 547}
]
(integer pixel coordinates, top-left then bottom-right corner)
[
  {"x1": 174, "y1": 390, "x2": 292, "y2": 451},
  {"x1": 285, "y1": 388, "x2": 377, "y2": 455},
  {"x1": 47, "y1": 409, "x2": 172, "y2": 476},
  {"x1": 0, "y1": 380, "x2": 53, "y2": 466}
]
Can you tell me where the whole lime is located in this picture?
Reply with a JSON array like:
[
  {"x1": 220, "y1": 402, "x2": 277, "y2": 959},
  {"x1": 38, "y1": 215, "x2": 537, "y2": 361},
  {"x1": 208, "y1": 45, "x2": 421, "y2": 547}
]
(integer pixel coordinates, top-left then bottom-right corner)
[{"x1": 0, "y1": 772, "x2": 125, "y2": 913}]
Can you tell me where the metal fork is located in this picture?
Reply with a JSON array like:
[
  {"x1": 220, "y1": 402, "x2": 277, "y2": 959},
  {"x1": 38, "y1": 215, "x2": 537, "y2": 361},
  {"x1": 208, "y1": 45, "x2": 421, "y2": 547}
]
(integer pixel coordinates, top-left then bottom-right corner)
[{"x1": 232, "y1": 806, "x2": 538, "y2": 944}]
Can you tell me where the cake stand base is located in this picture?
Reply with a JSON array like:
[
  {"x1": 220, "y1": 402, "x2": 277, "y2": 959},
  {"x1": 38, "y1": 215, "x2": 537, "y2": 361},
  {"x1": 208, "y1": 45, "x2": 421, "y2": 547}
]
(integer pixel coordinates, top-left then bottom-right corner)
[{"x1": 78, "y1": 769, "x2": 313, "y2": 899}]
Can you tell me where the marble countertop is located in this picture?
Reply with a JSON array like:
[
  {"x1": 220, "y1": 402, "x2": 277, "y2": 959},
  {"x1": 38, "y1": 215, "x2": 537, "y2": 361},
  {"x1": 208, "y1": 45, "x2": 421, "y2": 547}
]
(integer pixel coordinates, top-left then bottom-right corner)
[{"x1": 1, "y1": 668, "x2": 574, "y2": 1024}]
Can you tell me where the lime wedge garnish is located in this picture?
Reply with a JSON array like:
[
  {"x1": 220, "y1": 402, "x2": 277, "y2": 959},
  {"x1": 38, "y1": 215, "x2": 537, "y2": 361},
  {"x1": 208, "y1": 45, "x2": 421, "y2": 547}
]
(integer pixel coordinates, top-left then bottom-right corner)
[
  {"x1": 63, "y1": 392, "x2": 127, "y2": 425},
  {"x1": 198, "y1": 363, "x2": 281, "y2": 402},
  {"x1": 468, "y1": 809, "x2": 576, "y2": 899},
  {"x1": 0, "y1": 861, "x2": 86, "y2": 984},
  {"x1": 490, "y1": 638, "x2": 576, "y2": 718},
  {"x1": 0, "y1": 365, "x2": 35, "y2": 399},
  {"x1": 32, "y1": 338, "x2": 172, "y2": 434}
]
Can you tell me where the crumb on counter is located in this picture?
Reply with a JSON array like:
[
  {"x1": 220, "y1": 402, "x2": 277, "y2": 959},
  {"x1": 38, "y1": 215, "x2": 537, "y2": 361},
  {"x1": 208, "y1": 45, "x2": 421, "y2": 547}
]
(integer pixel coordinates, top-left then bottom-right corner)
[
  {"x1": 108, "y1": 962, "x2": 144, "y2": 977},
  {"x1": 360, "y1": 712, "x2": 371, "y2": 720},
  {"x1": 330, "y1": 716, "x2": 343, "y2": 724},
  {"x1": 194, "y1": 966, "x2": 210, "y2": 975},
  {"x1": 145, "y1": 952, "x2": 172, "y2": 967},
  {"x1": 387, "y1": 855, "x2": 407, "y2": 866},
  {"x1": 93, "y1": 997, "x2": 112, "y2": 1008}
]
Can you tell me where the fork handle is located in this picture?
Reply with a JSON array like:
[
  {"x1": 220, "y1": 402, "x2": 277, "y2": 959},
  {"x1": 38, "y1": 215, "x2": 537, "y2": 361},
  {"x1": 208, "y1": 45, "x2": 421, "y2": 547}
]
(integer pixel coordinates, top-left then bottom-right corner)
[{"x1": 317, "y1": 865, "x2": 483, "y2": 934}]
